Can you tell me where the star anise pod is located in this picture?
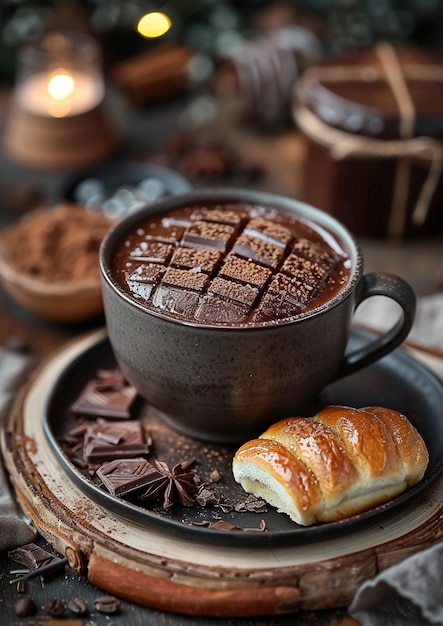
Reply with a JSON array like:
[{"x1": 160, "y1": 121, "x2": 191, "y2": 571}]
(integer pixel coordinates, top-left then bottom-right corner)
[{"x1": 139, "y1": 459, "x2": 199, "y2": 509}]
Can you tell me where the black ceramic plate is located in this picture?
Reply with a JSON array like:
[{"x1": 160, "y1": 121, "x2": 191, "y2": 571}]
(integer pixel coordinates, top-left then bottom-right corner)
[{"x1": 43, "y1": 328, "x2": 443, "y2": 547}]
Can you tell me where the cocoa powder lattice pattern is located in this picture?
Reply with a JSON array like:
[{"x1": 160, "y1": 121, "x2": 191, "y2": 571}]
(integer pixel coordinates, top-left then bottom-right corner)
[{"x1": 117, "y1": 203, "x2": 347, "y2": 325}]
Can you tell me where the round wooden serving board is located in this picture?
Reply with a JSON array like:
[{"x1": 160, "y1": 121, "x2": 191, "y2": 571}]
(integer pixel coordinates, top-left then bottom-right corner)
[{"x1": 2, "y1": 328, "x2": 443, "y2": 618}]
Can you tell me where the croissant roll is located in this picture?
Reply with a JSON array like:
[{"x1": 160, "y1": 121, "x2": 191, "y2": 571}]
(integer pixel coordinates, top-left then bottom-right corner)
[{"x1": 232, "y1": 405, "x2": 429, "y2": 526}]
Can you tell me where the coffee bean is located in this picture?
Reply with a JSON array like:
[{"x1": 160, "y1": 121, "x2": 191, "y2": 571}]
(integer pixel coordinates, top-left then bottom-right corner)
[
  {"x1": 45, "y1": 596, "x2": 64, "y2": 616},
  {"x1": 94, "y1": 594, "x2": 120, "y2": 614},
  {"x1": 14, "y1": 594, "x2": 36, "y2": 617},
  {"x1": 67, "y1": 596, "x2": 88, "y2": 616}
]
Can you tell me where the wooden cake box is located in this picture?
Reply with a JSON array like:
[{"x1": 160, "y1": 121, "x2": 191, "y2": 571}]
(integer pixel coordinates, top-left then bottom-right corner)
[{"x1": 294, "y1": 42, "x2": 443, "y2": 239}]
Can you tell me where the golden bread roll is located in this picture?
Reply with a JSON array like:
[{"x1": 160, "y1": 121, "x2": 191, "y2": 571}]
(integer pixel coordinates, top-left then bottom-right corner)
[{"x1": 232, "y1": 406, "x2": 429, "y2": 526}]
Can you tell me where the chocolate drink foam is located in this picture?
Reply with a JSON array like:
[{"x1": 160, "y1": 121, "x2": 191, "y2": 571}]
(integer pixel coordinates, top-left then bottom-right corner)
[{"x1": 113, "y1": 202, "x2": 351, "y2": 326}]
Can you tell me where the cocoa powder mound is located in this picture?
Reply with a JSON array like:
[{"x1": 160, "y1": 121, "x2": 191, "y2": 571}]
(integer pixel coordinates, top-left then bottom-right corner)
[{"x1": 0, "y1": 203, "x2": 114, "y2": 284}]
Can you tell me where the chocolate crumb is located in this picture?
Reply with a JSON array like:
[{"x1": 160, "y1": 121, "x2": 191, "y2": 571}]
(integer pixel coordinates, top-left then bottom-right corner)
[
  {"x1": 195, "y1": 486, "x2": 221, "y2": 506},
  {"x1": 208, "y1": 468, "x2": 222, "y2": 483},
  {"x1": 235, "y1": 494, "x2": 268, "y2": 513}
]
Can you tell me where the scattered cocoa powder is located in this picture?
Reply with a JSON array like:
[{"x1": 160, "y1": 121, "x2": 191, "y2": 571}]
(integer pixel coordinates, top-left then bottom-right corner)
[{"x1": 0, "y1": 203, "x2": 113, "y2": 284}]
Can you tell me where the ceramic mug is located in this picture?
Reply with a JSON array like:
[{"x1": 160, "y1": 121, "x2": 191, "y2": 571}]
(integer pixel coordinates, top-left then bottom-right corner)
[{"x1": 100, "y1": 189, "x2": 416, "y2": 443}]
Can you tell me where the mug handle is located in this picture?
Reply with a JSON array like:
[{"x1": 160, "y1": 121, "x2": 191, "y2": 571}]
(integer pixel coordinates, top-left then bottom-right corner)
[{"x1": 336, "y1": 272, "x2": 416, "y2": 379}]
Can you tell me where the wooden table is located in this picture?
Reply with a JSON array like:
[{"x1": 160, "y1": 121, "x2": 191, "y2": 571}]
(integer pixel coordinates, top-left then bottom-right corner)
[{"x1": 0, "y1": 91, "x2": 442, "y2": 626}]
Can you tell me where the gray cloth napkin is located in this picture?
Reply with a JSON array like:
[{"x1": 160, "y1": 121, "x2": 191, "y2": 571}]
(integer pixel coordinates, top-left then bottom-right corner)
[
  {"x1": 0, "y1": 345, "x2": 37, "y2": 551},
  {"x1": 350, "y1": 294, "x2": 443, "y2": 625},
  {"x1": 349, "y1": 542, "x2": 443, "y2": 625}
]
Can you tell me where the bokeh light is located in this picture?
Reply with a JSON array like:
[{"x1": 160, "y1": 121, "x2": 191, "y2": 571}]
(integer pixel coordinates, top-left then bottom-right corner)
[{"x1": 136, "y1": 12, "x2": 172, "y2": 38}]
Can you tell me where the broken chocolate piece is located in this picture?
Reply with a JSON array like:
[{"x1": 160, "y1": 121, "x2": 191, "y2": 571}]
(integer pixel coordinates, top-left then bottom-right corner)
[
  {"x1": 70, "y1": 371, "x2": 137, "y2": 419},
  {"x1": 8, "y1": 544, "x2": 65, "y2": 580},
  {"x1": 234, "y1": 494, "x2": 268, "y2": 513},
  {"x1": 97, "y1": 458, "x2": 157, "y2": 496},
  {"x1": 181, "y1": 220, "x2": 236, "y2": 252},
  {"x1": 195, "y1": 486, "x2": 221, "y2": 506},
  {"x1": 129, "y1": 240, "x2": 174, "y2": 263},
  {"x1": 219, "y1": 254, "x2": 271, "y2": 289},
  {"x1": 171, "y1": 247, "x2": 221, "y2": 273},
  {"x1": 83, "y1": 419, "x2": 151, "y2": 463}
]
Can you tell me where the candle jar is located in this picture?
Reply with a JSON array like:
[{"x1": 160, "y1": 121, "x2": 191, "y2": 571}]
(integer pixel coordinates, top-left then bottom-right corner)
[{"x1": 4, "y1": 30, "x2": 118, "y2": 170}]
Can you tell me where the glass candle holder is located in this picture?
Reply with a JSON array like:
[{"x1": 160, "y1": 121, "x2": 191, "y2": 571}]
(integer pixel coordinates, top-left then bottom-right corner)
[
  {"x1": 4, "y1": 30, "x2": 118, "y2": 170},
  {"x1": 15, "y1": 30, "x2": 105, "y2": 118}
]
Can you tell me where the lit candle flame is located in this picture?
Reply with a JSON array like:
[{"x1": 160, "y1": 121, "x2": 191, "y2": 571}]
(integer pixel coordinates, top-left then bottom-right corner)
[{"x1": 47, "y1": 72, "x2": 75, "y2": 100}]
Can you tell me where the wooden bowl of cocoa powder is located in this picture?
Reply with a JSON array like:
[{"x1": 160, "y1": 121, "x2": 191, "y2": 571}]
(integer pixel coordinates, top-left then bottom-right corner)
[{"x1": 0, "y1": 203, "x2": 114, "y2": 323}]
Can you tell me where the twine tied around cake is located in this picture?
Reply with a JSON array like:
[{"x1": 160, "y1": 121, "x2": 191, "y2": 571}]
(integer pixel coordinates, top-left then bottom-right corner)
[{"x1": 294, "y1": 42, "x2": 443, "y2": 239}]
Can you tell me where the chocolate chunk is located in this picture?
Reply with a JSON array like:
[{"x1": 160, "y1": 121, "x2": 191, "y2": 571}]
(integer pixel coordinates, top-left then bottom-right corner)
[
  {"x1": 273, "y1": 273, "x2": 316, "y2": 306},
  {"x1": 232, "y1": 232, "x2": 284, "y2": 269},
  {"x1": 151, "y1": 284, "x2": 201, "y2": 318},
  {"x1": 181, "y1": 220, "x2": 236, "y2": 252},
  {"x1": 209, "y1": 277, "x2": 258, "y2": 306},
  {"x1": 126, "y1": 262, "x2": 165, "y2": 295},
  {"x1": 245, "y1": 216, "x2": 293, "y2": 247},
  {"x1": 195, "y1": 294, "x2": 250, "y2": 324},
  {"x1": 97, "y1": 458, "x2": 157, "y2": 496},
  {"x1": 70, "y1": 373, "x2": 137, "y2": 420},
  {"x1": 219, "y1": 255, "x2": 271, "y2": 288},
  {"x1": 8, "y1": 543, "x2": 64, "y2": 580},
  {"x1": 151, "y1": 267, "x2": 209, "y2": 318},
  {"x1": 171, "y1": 247, "x2": 221, "y2": 273},
  {"x1": 162, "y1": 267, "x2": 208, "y2": 291},
  {"x1": 144, "y1": 221, "x2": 187, "y2": 244},
  {"x1": 83, "y1": 419, "x2": 150, "y2": 463},
  {"x1": 253, "y1": 272, "x2": 316, "y2": 323},
  {"x1": 190, "y1": 205, "x2": 247, "y2": 226},
  {"x1": 291, "y1": 239, "x2": 338, "y2": 269},
  {"x1": 281, "y1": 253, "x2": 329, "y2": 285},
  {"x1": 129, "y1": 240, "x2": 174, "y2": 263}
]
